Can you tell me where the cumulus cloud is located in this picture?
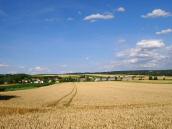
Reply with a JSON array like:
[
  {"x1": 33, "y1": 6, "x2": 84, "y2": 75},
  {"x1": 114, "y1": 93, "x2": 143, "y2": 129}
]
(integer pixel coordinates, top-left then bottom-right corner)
[
  {"x1": 84, "y1": 13, "x2": 114, "y2": 22},
  {"x1": 117, "y1": 7, "x2": 125, "y2": 12},
  {"x1": 142, "y1": 9, "x2": 171, "y2": 18},
  {"x1": 114, "y1": 39, "x2": 172, "y2": 69},
  {"x1": 136, "y1": 40, "x2": 165, "y2": 49},
  {"x1": 156, "y1": 28, "x2": 172, "y2": 35}
]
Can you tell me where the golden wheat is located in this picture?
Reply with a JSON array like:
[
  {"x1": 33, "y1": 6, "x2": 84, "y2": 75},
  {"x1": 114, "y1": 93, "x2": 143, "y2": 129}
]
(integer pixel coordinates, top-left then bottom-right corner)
[{"x1": 0, "y1": 81, "x2": 172, "y2": 129}]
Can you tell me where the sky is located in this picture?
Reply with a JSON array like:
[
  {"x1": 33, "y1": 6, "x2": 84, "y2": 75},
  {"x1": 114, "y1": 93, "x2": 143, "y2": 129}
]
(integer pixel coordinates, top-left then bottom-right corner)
[{"x1": 0, "y1": 0, "x2": 172, "y2": 74}]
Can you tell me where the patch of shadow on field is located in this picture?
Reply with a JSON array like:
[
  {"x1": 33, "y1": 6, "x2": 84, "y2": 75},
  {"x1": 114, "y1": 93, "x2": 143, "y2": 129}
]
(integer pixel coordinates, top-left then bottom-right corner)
[
  {"x1": 46, "y1": 83, "x2": 77, "y2": 107},
  {"x1": 74, "y1": 103, "x2": 172, "y2": 110},
  {"x1": 0, "y1": 95, "x2": 18, "y2": 100},
  {"x1": 0, "y1": 107, "x2": 48, "y2": 116}
]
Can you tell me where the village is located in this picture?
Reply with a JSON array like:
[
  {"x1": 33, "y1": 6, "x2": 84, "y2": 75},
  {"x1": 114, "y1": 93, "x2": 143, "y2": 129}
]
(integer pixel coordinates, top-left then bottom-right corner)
[
  {"x1": 20, "y1": 75, "x2": 144, "y2": 84},
  {"x1": 0, "y1": 73, "x2": 162, "y2": 86}
]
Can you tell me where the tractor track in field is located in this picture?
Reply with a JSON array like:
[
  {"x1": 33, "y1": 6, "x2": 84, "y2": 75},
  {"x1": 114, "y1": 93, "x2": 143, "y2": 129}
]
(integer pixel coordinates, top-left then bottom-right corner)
[{"x1": 46, "y1": 83, "x2": 77, "y2": 108}]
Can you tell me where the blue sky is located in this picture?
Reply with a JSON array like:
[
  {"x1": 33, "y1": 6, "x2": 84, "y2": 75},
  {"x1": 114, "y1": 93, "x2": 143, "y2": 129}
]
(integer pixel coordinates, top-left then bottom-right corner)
[{"x1": 0, "y1": 0, "x2": 172, "y2": 74}]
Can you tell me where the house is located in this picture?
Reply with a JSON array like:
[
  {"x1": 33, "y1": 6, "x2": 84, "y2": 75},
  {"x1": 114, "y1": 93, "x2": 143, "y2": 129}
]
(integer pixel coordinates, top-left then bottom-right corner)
[
  {"x1": 79, "y1": 78, "x2": 86, "y2": 82},
  {"x1": 108, "y1": 77, "x2": 117, "y2": 81},
  {"x1": 95, "y1": 78, "x2": 101, "y2": 82},
  {"x1": 122, "y1": 76, "x2": 133, "y2": 81},
  {"x1": 33, "y1": 79, "x2": 44, "y2": 84},
  {"x1": 40, "y1": 80, "x2": 44, "y2": 84},
  {"x1": 101, "y1": 77, "x2": 107, "y2": 81},
  {"x1": 22, "y1": 79, "x2": 28, "y2": 83},
  {"x1": 117, "y1": 76, "x2": 123, "y2": 81}
]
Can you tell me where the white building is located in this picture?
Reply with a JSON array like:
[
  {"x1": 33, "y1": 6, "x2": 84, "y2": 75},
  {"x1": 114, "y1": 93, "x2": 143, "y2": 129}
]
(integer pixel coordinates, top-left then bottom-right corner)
[
  {"x1": 108, "y1": 77, "x2": 116, "y2": 81},
  {"x1": 95, "y1": 78, "x2": 101, "y2": 82}
]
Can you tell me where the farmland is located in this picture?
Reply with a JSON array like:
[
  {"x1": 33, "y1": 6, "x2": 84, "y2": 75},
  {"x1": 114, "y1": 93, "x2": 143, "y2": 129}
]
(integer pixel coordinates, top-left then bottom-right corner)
[{"x1": 0, "y1": 81, "x2": 172, "y2": 129}]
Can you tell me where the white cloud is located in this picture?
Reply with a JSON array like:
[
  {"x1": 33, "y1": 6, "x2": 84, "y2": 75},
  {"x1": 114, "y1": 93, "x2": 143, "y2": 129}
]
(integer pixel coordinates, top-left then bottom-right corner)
[
  {"x1": 136, "y1": 39, "x2": 165, "y2": 49},
  {"x1": 142, "y1": 9, "x2": 171, "y2": 18},
  {"x1": 114, "y1": 39, "x2": 172, "y2": 69},
  {"x1": 156, "y1": 28, "x2": 172, "y2": 35},
  {"x1": 117, "y1": 7, "x2": 125, "y2": 12},
  {"x1": 0, "y1": 64, "x2": 8, "y2": 67},
  {"x1": 84, "y1": 13, "x2": 114, "y2": 22}
]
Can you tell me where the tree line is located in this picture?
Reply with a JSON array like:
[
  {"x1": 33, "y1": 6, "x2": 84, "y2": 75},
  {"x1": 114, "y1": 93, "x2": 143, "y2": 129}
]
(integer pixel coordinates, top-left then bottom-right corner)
[
  {"x1": 0, "y1": 74, "x2": 31, "y2": 84},
  {"x1": 70, "y1": 70, "x2": 172, "y2": 76}
]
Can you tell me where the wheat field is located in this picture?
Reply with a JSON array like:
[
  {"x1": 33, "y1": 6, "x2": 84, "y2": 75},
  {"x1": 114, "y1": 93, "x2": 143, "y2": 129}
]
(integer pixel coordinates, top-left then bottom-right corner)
[{"x1": 0, "y1": 81, "x2": 172, "y2": 129}]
